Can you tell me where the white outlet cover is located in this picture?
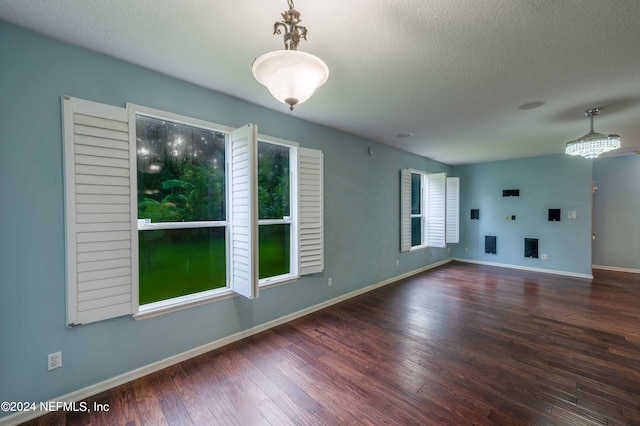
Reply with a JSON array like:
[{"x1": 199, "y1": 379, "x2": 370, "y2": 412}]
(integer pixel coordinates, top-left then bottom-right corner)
[{"x1": 48, "y1": 352, "x2": 62, "y2": 370}]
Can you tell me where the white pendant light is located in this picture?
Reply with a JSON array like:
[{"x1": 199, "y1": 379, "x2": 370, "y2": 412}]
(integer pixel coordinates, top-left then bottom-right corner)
[
  {"x1": 252, "y1": 0, "x2": 329, "y2": 111},
  {"x1": 565, "y1": 108, "x2": 621, "y2": 159}
]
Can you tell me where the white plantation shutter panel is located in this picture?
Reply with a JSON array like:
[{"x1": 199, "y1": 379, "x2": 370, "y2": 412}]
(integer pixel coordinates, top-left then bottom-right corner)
[
  {"x1": 446, "y1": 177, "x2": 460, "y2": 244},
  {"x1": 230, "y1": 124, "x2": 259, "y2": 299},
  {"x1": 426, "y1": 172, "x2": 446, "y2": 248},
  {"x1": 63, "y1": 96, "x2": 134, "y2": 326},
  {"x1": 298, "y1": 148, "x2": 324, "y2": 275},
  {"x1": 400, "y1": 169, "x2": 412, "y2": 252}
]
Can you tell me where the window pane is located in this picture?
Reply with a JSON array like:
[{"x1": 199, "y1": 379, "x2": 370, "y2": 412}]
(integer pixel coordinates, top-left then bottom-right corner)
[
  {"x1": 411, "y1": 173, "x2": 421, "y2": 214},
  {"x1": 258, "y1": 141, "x2": 290, "y2": 219},
  {"x1": 259, "y1": 224, "x2": 290, "y2": 279},
  {"x1": 139, "y1": 227, "x2": 226, "y2": 304},
  {"x1": 411, "y1": 217, "x2": 422, "y2": 247},
  {"x1": 136, "y1": 115, "x2": 226, "y2": 222}
]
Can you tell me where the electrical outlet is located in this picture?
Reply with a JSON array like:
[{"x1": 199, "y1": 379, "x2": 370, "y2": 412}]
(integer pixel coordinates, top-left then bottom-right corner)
[
  {"x1": 540, "y1": 254, "x2": 549, "y2": 260},
  {"x1": 328, "y1": 277, "x2": 333, "y2": 286},
  {"x1": 395, "y1": 259, "x2": 399, "y2": 267},
  {"x1": 48, "y1": 352, "x2": 62, "y2": 370}
]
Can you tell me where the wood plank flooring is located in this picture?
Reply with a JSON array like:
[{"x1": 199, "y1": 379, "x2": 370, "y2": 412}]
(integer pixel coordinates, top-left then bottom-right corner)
[{"x1": 23, "y1": 262, "x2": 640, "y2": 425}]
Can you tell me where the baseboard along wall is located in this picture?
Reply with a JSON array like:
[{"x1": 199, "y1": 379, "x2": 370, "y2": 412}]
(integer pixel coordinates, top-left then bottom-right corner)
[{"x1": 0, "y1": 258, "x2": 453, "y2": 426}]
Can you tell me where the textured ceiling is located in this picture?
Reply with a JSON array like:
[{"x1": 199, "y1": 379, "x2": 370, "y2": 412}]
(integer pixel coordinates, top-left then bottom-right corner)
[{"x1": 1, "y1": 0, "x2": 639, "y2": 165}]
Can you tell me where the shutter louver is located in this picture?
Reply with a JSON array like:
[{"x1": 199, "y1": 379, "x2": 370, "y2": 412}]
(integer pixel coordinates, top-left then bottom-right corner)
[
  {"x1": 426, "y1": 172, "x2": 446, "y2": 248},
  {"x1": 400, "y1": 169, "x2": 412, "y2": 252},
  {"x1": 63, "y1": 96, "x2": 134, "y2": 326},
  {"x1": 446, "y1": 177, "x2": 460, "y2": 244},
  {"x1": 298, "y1": 148, "x2": 324, "y2": 275},
  {"x1": 229, "y1": 124, "x2": 259, "y2": 298}
]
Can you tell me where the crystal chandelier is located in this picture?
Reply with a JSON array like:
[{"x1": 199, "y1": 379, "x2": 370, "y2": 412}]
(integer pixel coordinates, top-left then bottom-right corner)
[
  {"x1": 252, "y1": 0, "x2": 329, "y2": 111},
  {"x1": 565, "y1": 108, "x2": 621, "y2": 159}
]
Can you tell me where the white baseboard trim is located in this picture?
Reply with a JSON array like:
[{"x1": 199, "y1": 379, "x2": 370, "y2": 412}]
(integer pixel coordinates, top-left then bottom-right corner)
[
  {"x1": 592, "y1": 264, "x2": 640, "y2": 274},
  {"x1": 453, "y1": 258, "x2": 593, "y2": 279},
  {"x1": 0, "y1": 258, "x2": 452, "y2": 426}
]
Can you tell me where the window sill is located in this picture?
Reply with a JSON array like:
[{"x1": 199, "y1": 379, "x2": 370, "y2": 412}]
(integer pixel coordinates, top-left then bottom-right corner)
[
  {"x1": 133, "y1": 288, "x2": 235, "y2": 321},
  {"x1": 410, "y1": 244, "x2": 448, "y2": 252},
  {"x1": 259, "y1": 273, "x2": 299, "y2": 289},
  {"x1": 133, "y1": 274, "x2": 300, "y2": 321}
]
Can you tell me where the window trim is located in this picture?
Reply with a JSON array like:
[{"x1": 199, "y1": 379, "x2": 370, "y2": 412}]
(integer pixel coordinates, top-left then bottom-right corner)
[
  {"x1": 128, "y1": 104, "x2": 234, "y2": 313},
  {"x1": 137, "y1": 220, "x2": 227, "y2": 231},
  {"x1": 410, "y1": 172, "x2": 426, "y2": 250},
  {"x1": 134, "y1": 286, "x2": 235, "y2": 320},
  {"x1": 256, "y1": 135, "x2": 300, "y2": 287}
]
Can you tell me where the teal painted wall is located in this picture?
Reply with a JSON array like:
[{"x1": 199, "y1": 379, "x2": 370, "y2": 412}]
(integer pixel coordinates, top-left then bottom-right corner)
[
  {"x1": 593, "y1": 155, "x2": 640, "y2": 270},
  {"x1": 0, "y1": 20, "x2": 451, "y2": 412},
  {"x1": 452, "y1": 155, "x2": 593, "y2": 275}
]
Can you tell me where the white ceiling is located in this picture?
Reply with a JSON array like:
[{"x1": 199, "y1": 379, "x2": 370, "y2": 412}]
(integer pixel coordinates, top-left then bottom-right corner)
[{"x1": 2, "y1": 0, "x2": 640, "y2": 165}]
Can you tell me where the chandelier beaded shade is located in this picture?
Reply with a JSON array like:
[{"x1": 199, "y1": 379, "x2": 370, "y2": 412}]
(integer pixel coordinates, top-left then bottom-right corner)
[{"x1": 565, "y1": 108, "x2": 621, "y2": 159}]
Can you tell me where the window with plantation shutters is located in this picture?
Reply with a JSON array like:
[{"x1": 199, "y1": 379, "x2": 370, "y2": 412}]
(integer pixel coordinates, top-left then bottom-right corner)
[
  {"x1": 400, "y1": 169, "x2": 459, "y2": 252},
  {"x1": 64, "y1": 97, "x2": 324, "y2": 323},
  {"x1": 63, "y1": 96, "x2": 134, "y2": 326}
]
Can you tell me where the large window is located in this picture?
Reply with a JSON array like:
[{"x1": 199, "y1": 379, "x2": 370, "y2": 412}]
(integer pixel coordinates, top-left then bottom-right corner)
[
  {"x1": 63, "y1": 96, "x2": 323, "y2": 325},
  {"x1": 136, "y1": 115, "x2": 227, "y2": 304},
  {"x1": 135, "y1": 117, "x2": 299, "y2": 304}
]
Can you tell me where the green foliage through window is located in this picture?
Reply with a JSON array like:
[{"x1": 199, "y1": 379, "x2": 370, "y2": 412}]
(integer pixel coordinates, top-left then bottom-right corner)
[
  {"x1": 136, "y1": 115, "x2": 225, "y2": 223},
  {"x1": 136, "y1": 115, "x2": 227, "y2": 304},
  {"x1": 136, "y1": 117, "x2": 296, "y2": 304},
  {"x1": 258, "y1": 141, "x2": 291, "y2": 278},
  {"x1": 259, "y1": 224, "x2": 290, "y2": 279},
  {"x1": 258, "y1": 141, "x2": 290, "y2": 220},
  {"x1": 138, "y1": 228, "x2": 226, "y2": 304}
]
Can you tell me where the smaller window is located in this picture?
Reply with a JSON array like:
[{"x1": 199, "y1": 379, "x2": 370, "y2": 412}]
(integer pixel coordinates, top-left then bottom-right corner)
[
  {"x1": 401, "y1": 169, "x2": 450, "y2": 251},
  {"x1": 257, "y1": 138, "x2": 298, "y2": 285},
  {"x1": 410, "y1": 172, "x2": 424, "y2": 248}
]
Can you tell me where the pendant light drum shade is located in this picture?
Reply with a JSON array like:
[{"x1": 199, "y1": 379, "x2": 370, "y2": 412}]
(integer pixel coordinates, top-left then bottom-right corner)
[{"x1": 252, "y1": 50, "x2": 329, "y2": 110}]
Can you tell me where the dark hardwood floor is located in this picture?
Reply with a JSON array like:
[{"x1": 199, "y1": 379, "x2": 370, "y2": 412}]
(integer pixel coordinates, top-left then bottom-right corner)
[{"x1": 24, "y1": 262, "x2": 640, "y2": 425}]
